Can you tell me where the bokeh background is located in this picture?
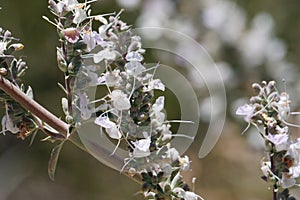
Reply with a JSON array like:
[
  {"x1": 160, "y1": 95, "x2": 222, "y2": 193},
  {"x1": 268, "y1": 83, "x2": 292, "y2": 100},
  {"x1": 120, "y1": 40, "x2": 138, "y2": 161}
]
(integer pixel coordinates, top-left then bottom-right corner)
[{"x1": 1, "y1": 0, "x2": 300, "y2": 199}]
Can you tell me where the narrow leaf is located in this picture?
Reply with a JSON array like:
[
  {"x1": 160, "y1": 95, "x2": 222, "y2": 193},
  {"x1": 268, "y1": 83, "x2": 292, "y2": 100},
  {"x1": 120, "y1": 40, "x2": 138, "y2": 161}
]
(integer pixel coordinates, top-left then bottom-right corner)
[
  {"x1": 29, "y1": 129, "x2": 38, "y2": 146},
  {"x1": 48, "y1": 141, "x2": 65, "y2": 181},
  {"x1": 57, "y1": 82, "x2": 67, "y2": 94}
]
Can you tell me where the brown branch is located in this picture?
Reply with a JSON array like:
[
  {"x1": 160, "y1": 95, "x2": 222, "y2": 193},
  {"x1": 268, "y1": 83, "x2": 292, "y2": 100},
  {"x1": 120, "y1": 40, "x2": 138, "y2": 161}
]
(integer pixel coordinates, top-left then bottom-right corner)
[{"x1": 0, "y1": 76, "x2": 69, "y2": 135}]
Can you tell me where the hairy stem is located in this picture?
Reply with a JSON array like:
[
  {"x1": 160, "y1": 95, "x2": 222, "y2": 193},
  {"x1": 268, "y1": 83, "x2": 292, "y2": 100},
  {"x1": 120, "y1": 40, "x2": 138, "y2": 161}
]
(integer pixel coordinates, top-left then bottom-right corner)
[
  {"x1": 271, "y1": 153, "x2": 277, "y2": 200},
  {"x1": 266, "y1": 128, "x2": 277, "y2": 200}
]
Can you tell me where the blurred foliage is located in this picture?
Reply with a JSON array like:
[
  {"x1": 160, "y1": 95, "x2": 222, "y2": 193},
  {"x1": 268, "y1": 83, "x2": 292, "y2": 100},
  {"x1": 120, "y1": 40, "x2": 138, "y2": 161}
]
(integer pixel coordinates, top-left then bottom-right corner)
[{"x1": 0, "y1": 0, "x2": 300, "y2": 200}]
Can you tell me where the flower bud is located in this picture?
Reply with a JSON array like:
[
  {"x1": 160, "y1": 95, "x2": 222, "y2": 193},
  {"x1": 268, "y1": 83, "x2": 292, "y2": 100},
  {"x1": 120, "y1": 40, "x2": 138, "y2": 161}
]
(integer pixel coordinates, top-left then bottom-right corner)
[
  {"x1": 8, "y1": 43, "x2": 24, "y2": 51},
  {"x1": 62, "y1": 28, "x2": 80, "y2": 43},
  {"x1": 56, "y1": 48, "x2": 68, "y2": 72},
  {"x1": 0, "y1": 67, "x2": 7, "y2": 76},
  {"x1": 65, "y1": 115, "x2": 74, "y2": 124}
]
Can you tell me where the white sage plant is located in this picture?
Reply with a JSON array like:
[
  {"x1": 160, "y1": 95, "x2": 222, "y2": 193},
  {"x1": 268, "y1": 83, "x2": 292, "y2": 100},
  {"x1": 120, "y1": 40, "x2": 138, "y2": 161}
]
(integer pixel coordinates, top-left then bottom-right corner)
[
  {"x1": 0, "y1": 1, "x2": 202, "y2": 199},
  {"x1": 236, "y1": 81, "x2": 300, "y2": 200}
]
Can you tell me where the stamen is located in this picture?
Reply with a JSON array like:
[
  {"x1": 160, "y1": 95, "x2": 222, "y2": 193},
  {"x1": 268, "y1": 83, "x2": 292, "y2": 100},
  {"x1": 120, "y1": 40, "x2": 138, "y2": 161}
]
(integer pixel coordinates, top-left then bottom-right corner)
[{"x1": 42, "y1": 16, "x2": 63, "y2": 31}]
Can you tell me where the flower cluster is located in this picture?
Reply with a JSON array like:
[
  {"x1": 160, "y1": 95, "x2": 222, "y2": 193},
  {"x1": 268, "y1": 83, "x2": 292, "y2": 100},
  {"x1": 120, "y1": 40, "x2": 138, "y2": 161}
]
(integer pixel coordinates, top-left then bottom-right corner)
[
  {"x1": 0, "y1": 27, "x2": 37, "y2": 140},
  {"x1": 47, "y1": 0, "x2": 201, "y2": 199},
  {"x1": 236, "y1": 81, "x2": 300, "y2": 198}
]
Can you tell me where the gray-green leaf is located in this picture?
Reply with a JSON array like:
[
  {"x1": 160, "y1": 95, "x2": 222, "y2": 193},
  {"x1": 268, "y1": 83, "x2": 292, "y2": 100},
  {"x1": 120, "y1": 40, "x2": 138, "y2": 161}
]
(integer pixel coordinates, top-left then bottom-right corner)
[{"x1": 48, "y1": 141, "x2": 65, "y2": 181}]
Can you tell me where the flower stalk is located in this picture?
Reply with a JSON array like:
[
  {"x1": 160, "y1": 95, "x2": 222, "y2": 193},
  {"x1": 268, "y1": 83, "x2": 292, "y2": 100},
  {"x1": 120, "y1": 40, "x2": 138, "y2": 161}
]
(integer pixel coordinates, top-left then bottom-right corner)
[{"x1": 236, "y1": 81, "x2": 299, "y2": 200}]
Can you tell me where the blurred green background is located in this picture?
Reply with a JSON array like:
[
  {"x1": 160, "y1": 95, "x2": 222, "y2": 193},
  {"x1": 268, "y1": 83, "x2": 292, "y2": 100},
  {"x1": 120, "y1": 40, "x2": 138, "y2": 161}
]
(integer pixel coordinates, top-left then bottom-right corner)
[{"x1": 0, "y1": 0, "x2": 300, "y2": 200}]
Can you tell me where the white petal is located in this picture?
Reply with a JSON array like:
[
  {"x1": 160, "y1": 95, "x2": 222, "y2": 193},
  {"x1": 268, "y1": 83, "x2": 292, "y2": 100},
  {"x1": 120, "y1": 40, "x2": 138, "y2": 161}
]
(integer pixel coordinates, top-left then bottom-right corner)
[
  {"x1": 93, "y1": 48, "x2": 116, "y2": 63},
  {"x1": 183, "y1": 191, "x2": 202, "y2": 200},
  {"x1": 106, "y1": 125, "x2": 121, "y2": 139},
  {"x1": 152, "y1": 96, "x2": 164, "y2": 113},
  {"x1": 281, "y1": 176, "x2": 296, "y2": 188},
  {"x1": 94, "y1": 116, "x2": 115, "y2": 129},
  {"x1": 5, "y1": 115, "x2": 18, "y2": 134},
  {"x1": 148, "y1": 79, "x2": 165, "y2": 91},
  {"x1": 236, "y1": 104, "x2": 253, "y2": 115},
  {"x1": 133, "y1": 137, "x2": 151, "y2": 157},
  {"x1": 155, "y1": 112, "x2": 165, "y2": 123},
  {"x1": 111, "y1": 90, "x2": 131, "y2": 110},
  {"x1": 167, "y1": 148, "x2": 179, "y2": 162},
  {"x1": 73, "y1": 8, "x2": 87, "y2": 24},
  {"x1": 126, "y1": 51, "x2": 143, "y2": 62},
  {"x1": 125, "y1": 61, "x2": 145, "y2": 76}
]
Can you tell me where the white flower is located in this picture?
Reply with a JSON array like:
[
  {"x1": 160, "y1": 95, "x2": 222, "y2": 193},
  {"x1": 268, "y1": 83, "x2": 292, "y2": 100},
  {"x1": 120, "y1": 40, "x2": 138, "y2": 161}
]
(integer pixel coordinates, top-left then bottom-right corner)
[
  {"x1": 173, "y1": 187, "x2": 203, "y2": 200},
  {"x1": 126, "y1": 51, "x2": 143, "y2": 62},
  {"x1": 106, "y1": 125, "x2": 122, "y2": 139},
  {"x1": 146, "y1": 79, "x2": 165, "y2": 91},
  {"x1": 94, "y1": 116, "x2": 121, "y2": 139},
  {"x1": 132, "y1": 137, "x2": 151, "y2": 157},
  {"x1": 150, "y1": 96, "x2": 166, "y2": 125},
  {"x1": 62, "y1": 0, "x2": 78, "y2": 11},
  {"x1": 261, "y1": 161, "x2": 271, "y2": 177},
  {"x1": 179, "y1": 155, "x2": 191, "y2": 171},
  {"x1": 280, "y1": 141, "x2": 300, "y2": 188},
  {"x1": 276, "y1": 92, "x2": 290, "y2": 120},
  {"x1": 73, "y1": 8, "x2": 87, "y2": 24},
  {"x1": 160, "y1": 124, "x2": 172, "y2": 141},
  {"x1": 93, "y1": 48, "x2": 117, "y2": 63},
  {"x1": 110, "y1": 90, "x2": 131, "y2": 110},
  {"x1": 1, "y1": 110, "x2": 19, "y2": 135},
  {"x1": 124, "y1": 61, "x2": 145, "y2": 76},
  {"x1": 276, "y1": 125, "x2": 289, "y2": 134},
  {"x1": 82, "y1": 31, "x2": 103, "y2": 51},
  {"x1": 152, "y1": 96, "x2": 164, "y2": 113},
  {"x1": 289, "y1": 165, "x2": 300, "y2": 179},
  {"x1": 49, "y1": 0, "x2": 78, "y2": 13},
  {"x1": 182, "y1": 191, "x2": 203, "y2": 200},
  {"x1": 100, "y1": 70, "x2": 122, "y2": 87},
  {"x1": 94, "y1": 115, "x2": 115, "y2": 129},
  {"x1": 236, "y1": 103, "x2": 255, "y2": 123},
  {"x1": 267, "y1": 132, "x2": 289, "y2": 152},
  {"x1": 167, "y1": 148, "x2": 180, "y2": 162},
  {"x1": 128, "y1": 36, "x2": 142, "y2": 52},
  {"x1": 281, "y1": 174, "x2": 296, "y2": 189},
  {"x1": 287, "y1": 141, "x2": 300, "y2": 166}
]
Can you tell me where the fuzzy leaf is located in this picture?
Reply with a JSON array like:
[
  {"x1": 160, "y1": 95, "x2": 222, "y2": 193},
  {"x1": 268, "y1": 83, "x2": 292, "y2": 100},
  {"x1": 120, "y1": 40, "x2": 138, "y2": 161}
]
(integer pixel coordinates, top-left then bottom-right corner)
[{"x1": 48, "y1": 141, "x2": 65, "y2": 181}]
